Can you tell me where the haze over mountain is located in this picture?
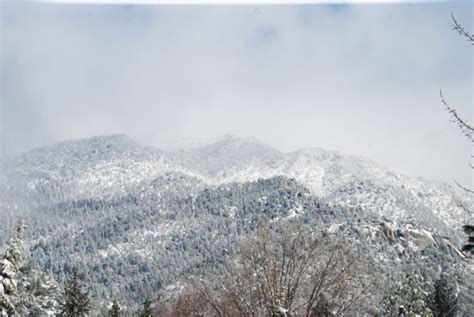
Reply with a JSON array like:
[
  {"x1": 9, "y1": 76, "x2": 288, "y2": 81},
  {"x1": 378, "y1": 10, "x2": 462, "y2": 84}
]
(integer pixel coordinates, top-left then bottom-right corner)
[{"x1": 2, "y1": 3, "x2": 472, "y2": 187}]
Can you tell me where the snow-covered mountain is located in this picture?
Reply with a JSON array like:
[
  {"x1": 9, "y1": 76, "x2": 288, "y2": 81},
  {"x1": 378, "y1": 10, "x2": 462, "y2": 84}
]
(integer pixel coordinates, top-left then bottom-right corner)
[
  {"x1": 2, "y1": 134, "x2": 471, "y2": 228},
  {"x1": 0, "y1": 134, "x2": 472, "y2": 311}
]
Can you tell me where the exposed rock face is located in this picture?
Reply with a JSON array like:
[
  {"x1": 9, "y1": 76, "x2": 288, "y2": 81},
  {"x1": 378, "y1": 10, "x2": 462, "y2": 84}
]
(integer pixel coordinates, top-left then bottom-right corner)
[
  {"x1": 401, "y1": 225, "x2": 435, "y2": 251},
  {"x1": 380, "y1": 220, "x2": 397, "y2": 242}
]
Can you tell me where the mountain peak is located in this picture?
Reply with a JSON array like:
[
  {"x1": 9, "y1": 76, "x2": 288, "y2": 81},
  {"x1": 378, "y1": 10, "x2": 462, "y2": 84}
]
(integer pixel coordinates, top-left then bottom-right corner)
[
  {"x1": 60, "y1": 133, "x2": 137, "y2": 148},
  {"x1": 211, "y1": 134, "x2": 272, "y2": 149},
  {"x1": 88, "y1": 133, "x2": 134, "y2": 143}
]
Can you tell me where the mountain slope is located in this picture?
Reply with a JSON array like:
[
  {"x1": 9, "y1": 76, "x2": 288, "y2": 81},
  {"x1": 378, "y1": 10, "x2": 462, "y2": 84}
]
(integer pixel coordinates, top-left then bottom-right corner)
[
  {"x1": 0, "y1": 134, "x2": 472, "y2": 312},
  {"x1": 1, "y1": 134, "x2": 471, "y2": 239}
]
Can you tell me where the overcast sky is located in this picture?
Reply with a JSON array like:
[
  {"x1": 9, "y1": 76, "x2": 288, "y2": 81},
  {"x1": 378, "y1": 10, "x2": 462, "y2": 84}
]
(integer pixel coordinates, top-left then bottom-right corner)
[{"x1": 0, "y1": 1, "x2": 472, "y2": 185}]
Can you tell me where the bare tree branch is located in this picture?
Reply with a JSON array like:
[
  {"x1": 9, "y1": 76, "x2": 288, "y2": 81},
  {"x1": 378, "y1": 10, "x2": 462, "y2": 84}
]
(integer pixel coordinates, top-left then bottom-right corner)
[
  {"x1": 452, "y1": 13, "x2": 474, "y2": 45},
  {"x1": 174, "y1": 224, "x2": 370, "y2": 316},
  {"x1": 453, "y1": 179, "x2": 474, "y2": 195},
  {"x1": 440, "y1": 90, "x2": 474, "y2": 143}
]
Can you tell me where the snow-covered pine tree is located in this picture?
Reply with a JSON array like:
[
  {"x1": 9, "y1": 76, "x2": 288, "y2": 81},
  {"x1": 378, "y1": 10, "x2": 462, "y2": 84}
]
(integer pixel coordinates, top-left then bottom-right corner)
[
  {"x1": 137, "y1": 298, "x2": 153, "y2": 317},
  {"x1": 58, "y1": 267, "x2": 90, "y2": 316},
  {"x1": 109, "y1": 300, "x2": 121, "y2": 317},
  {"x1": 428, "y1": 275, "x2": 458, "y2": 317},
  {"x1": 461, "y1": 225, "x2": 474, "y2": 255},
  {"x1": 17, "y1": 261, "x2": 60, "y2": 316},
  {"x1": 404, "y1": 270, "x2": 433, "y2": 317},
  {"x1": 0, "y1": 220, "x2": 27, "y2": 316}
]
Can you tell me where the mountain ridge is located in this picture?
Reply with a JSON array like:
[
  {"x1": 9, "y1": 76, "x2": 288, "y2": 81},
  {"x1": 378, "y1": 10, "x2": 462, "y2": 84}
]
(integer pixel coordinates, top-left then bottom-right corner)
[{"x1": 1, "y1": 134, "x2": 472, "y2": 229}]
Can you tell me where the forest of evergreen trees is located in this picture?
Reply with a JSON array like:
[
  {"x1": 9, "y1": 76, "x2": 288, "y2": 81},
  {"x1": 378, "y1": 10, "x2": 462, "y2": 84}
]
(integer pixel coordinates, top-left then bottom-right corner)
[{"x1": 0, "y1": 216, "x2": 463, "y2": 316}]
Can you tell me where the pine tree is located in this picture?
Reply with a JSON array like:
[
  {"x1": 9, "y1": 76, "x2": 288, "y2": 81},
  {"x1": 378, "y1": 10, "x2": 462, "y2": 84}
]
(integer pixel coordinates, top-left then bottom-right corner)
[
  {"x1": 462, "y1": 225, "x2": 474, "y2": 255},
  {"x1": 109, "y1": 300, "x2": 120, "y2": 317},
  {"x1": 0, "y1": 221, "x2": 27, "y2": 316},
  {"x1": 17, "y1": 261, "x2": 60, "y2": 316},
  {"x1": 58, "y1": 267, "x2": 90, "y2": 316},
  {"x1": 137, "y1": 298, "x2": 153, "y2": 317},
  {"x1": 404, "y1": 270, "x2": 433, "y2": 317},
  {"x1": 428, "y1": 275, "x2": 458, "y2": 317}
]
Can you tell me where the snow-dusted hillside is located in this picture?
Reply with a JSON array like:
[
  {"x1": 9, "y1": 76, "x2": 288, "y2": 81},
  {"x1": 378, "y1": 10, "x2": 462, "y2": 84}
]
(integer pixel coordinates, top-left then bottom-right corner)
[
  {"x1": 172, "y1": 136, "x2": 472, "y2": 229},
  {"x1": 2, "y1": 134, "x2": 470, "y2": 229}
]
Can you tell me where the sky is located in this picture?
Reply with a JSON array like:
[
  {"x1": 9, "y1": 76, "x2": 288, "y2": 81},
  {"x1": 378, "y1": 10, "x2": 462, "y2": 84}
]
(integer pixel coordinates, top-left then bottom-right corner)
[{"x1": 0, "y1": 0, "x2": 472, "y2": 185}]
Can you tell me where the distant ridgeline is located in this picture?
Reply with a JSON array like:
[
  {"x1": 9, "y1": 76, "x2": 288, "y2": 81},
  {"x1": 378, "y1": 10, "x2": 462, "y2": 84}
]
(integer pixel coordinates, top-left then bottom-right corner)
[{"x1": 0, "y1": 135, "x2": 472, "y2": 314}]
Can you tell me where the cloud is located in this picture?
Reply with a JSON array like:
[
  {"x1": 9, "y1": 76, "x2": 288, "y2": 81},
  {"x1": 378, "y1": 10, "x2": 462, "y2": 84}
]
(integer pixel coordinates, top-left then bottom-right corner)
[{"x1": 0, "y1": 1, "x2": 472, "y2": 185}]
